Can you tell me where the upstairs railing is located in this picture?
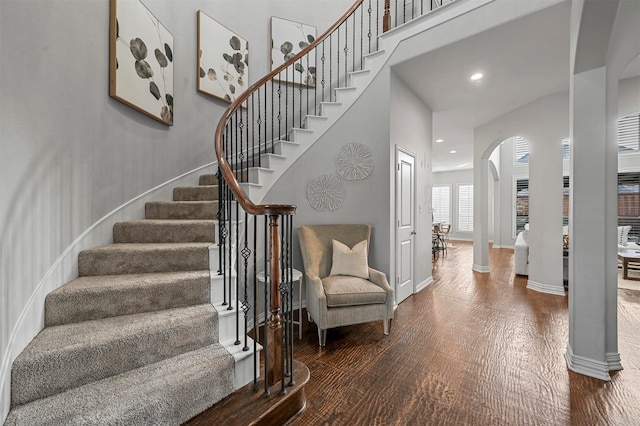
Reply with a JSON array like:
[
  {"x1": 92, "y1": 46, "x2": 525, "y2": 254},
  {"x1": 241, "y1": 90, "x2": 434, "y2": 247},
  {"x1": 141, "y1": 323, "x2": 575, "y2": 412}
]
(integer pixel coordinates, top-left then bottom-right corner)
[{"x1": 214, "y1": 0, "x2": 454, "y2": 397}]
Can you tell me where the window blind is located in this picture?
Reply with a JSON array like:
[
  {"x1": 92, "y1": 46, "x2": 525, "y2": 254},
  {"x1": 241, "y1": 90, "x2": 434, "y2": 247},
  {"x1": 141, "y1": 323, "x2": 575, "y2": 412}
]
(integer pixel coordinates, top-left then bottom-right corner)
[
  {"x1": 432, "y1": 185, "x2": 450, "y2": 224},
  {"x1": 618, "y1": 172, "x2": 640, "y2": 240},
  {"x1": 515, "y1": 179, "x2": 529, "y2": 235},
  {"x1": 618, "y1": 113, "x2": 640, "y2": 153},
  {"x1": 458, "y1": 184, "x2": 474, "y2": 232},
  {"x1": 514, "y1": 137, "x2": 529, "y2": 164}
]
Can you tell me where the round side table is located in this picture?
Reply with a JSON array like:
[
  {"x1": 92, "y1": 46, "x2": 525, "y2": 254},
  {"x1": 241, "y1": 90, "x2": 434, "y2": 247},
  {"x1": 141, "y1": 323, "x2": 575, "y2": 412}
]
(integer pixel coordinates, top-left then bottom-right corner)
[{"x1": 256, "y1": 268, "x2": 303, "y2": 340}]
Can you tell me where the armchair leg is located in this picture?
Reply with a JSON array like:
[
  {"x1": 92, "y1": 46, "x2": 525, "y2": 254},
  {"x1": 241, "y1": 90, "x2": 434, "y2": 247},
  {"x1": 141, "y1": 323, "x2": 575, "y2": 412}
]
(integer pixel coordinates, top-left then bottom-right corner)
[
  {"x1": 318, "y1": 328, "x2": 327, "y2": 346},
  {"x1": 307, "y1": 311, "x2": 314, "y2": 323},
  {"x1": 384, "y1": 319, "x2": 392, "y2": 335}
]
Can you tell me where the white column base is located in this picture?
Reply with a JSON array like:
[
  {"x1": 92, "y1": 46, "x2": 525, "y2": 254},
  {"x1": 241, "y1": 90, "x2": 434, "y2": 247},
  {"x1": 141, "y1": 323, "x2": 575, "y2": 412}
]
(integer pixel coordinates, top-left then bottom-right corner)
[
  {"x1": 565, "y1": 343, "x2": 612, "y2": 381},
  {"x1": 606, "y1": 352, "x2": 623, "y2": 371},
  {"x1": 472, "y1": 264, "x2": 490, "y2": 273},
  {"x1": 526, "y1": 279, "x2": 566, "y2": 296}
]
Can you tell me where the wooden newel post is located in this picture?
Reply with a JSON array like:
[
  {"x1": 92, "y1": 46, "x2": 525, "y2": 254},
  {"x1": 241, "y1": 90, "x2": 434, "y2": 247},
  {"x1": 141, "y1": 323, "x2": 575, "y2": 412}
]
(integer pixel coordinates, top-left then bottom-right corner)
[
  {"x1": 383, "y1": 0, "x2": 391, "y2": 32},
  {"x1": 267, "y1": 215, "x2": 282, "y2": 385}
]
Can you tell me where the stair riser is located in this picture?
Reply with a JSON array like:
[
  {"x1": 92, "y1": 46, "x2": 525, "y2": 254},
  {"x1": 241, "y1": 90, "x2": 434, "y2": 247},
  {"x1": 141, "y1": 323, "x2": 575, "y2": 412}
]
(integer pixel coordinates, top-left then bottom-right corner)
[
  {"x1": 145, "y1": 201, "x2": 218, "y2": 220},
  {"x1": 113, "y1": 221, "x2": 215, "y2": 243},
  {"x1": 45, "y1": 274, "x2": 211, "y2": 326},
  {"x1": 11, "y1": 309, "x2": 218, "y2": 406},
  {"x1": 173, "y1": 186, "x2": 218, "y2": 201},
  {"x1": 78, "y1": 246, "x2": 209, "y2": 276}
]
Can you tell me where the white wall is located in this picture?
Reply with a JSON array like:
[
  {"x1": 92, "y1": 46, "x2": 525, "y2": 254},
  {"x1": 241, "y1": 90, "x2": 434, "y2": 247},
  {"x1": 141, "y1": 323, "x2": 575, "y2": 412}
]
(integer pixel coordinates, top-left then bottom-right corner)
[{"x1": 0, "y1": 0, "x2": 352, "y2": 420}]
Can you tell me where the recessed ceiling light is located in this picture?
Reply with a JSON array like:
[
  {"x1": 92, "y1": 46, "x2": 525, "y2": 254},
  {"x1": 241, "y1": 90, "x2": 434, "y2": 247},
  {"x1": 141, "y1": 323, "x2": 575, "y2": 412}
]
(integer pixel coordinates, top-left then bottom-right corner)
[
  {"x1": 435, "y1": 139, "x2": 444, "y2": 143},
  {"x1": 470, "y1": 72, "x2": 483, "y2": 81},
  {"x1": 449, "y1": 150, "x2": 457, "y2": 154}
]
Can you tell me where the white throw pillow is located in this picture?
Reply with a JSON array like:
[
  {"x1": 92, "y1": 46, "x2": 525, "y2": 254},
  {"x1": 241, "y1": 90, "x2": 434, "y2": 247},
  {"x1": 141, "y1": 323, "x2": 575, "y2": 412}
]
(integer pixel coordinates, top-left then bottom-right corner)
[
  {"x1": 618, "y1": 226, "x2": 631, "y2": 246},
  {"x1": 330, "y1": 239, "x2": 369, "y2": 279}
]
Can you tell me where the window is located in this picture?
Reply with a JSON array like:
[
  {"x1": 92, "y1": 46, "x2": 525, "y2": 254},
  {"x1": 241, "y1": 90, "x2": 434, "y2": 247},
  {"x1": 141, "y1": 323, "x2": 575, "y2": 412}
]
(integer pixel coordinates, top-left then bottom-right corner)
[
  {"x1": 618, "y1": 172, "x2": 640, "y2": 242},
  {"x1": 618, "y1": 112, "x2": 640, "y2": 154},
  {"x1": 562, "y1": 137, "x2": 570, "y2": 160},
  {"x1": 563, "y1": 176, "x2": 570, "y2": 226},
  {"x1": 514, "y1": 178, "x2": 529, "y2": 236},
  {"x1": 514, "y1": 137, "x2": 529, "y2": 164},
  {"x1": 458, "y1": 184, "x2": 473, "y2": 232},
  {"x1": 432, "y1": 185, "x2": 450, "y2": 224}
]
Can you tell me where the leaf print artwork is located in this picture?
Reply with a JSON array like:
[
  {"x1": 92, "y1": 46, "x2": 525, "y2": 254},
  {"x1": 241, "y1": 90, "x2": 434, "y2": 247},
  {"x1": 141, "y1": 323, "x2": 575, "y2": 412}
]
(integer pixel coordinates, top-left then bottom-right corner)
[
  {"x1": 110, "y1": 0, "x2": 174, "y2": 125},
  {"x1": 270, "y1": 16, "x2": 317, "y2": 86},
  {"x1": 197, "y1": 11, "x2": 249, "y2": 106}
]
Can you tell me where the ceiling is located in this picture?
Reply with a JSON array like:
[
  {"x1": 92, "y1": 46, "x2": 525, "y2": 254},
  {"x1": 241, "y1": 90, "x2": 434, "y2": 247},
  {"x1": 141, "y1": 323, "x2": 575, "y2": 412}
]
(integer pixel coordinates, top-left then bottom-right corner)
[{"x1": 392, "y1": 2, "x2": 572, "y2": 172}]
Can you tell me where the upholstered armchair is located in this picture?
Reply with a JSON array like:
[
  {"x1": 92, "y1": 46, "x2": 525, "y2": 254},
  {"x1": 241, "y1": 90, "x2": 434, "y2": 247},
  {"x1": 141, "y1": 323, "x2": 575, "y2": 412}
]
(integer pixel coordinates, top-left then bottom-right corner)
[{"x1": 297, "y1": 224, "x2": 394, "y2": 346}]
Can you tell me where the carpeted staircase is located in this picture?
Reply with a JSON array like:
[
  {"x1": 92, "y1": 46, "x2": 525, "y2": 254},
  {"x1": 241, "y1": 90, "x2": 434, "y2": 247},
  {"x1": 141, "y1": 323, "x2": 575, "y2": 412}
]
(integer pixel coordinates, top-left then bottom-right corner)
[{"x1": 5, "y1": 174, "x2": 240, "y2": 425}]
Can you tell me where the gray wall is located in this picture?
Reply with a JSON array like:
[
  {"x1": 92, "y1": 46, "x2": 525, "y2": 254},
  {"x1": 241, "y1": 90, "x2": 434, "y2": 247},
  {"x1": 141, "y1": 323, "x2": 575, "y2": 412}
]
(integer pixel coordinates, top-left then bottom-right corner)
[
  {"x1": 263, "y1": 67, "x2": 393, "y2": 286},
  {"x1": 390, "y1": 70, "x2": 433, "y2": 290},
  {"x1": 0, "y1": 0, "x2": 352, "y2": 419}
]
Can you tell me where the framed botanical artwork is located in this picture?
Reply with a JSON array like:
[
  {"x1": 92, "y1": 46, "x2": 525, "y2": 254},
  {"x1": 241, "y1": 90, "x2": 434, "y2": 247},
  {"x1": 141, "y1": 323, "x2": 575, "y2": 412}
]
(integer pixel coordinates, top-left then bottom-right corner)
[
  {"x1": 270, "y1": 16, "x2": 316, "y2": 86},
  {"x1": 197, "y1": 11, "x2": 249, "y2": 106},
  {"x1": 109, "y1": 0, "x2": 174, "y2": 125}
]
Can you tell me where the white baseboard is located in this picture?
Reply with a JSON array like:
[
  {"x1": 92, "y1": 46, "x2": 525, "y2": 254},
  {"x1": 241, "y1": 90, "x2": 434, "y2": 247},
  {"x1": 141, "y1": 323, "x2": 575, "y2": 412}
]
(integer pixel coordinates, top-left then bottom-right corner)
[
  {"x1": 0, "y1": 162, "x2": 216, "y2": 423},
  {"x1": 526, "y1": 279, "x2": 566, "y2": 296},
  {"x1": 472, "y1": 264, "x2": 490, "y2": 273},
  {"x1": 565, "y1": 344, "x2": 612, "y2": 381},
  {"x1": 415, "y1": 276, "x2": 433, "y2": 293}
]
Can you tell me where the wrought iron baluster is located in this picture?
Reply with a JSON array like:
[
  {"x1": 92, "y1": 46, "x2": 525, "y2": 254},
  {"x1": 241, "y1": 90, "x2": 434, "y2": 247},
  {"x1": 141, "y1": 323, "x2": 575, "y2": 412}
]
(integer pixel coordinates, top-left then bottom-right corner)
[
  {"x1": 337, "y1": 26, "x2": 340, "y2": 98},
  {"x1": 279, "y1": 215, "x2": 287, "y2": 396},
  {"x1": 262, "y1": 216, "x2": 270, "y2": 397},
  {"x1": 344, "y1": 22, "x2": 348, "y2": 88},
  {"x1": 321, "y1": 41, "x2": 326, "y2": 103},
  {"x1": 330, "y1": 34, "x2": 333, "y2": 102},
  {"x1": 252, "y1": 214, "x2": 258, "y2": 389},
  {"x1": 242, "y1": 210, "x2": 250, "y2": 351},
  {"x1": 376, "y1": 0, "x2": 379, "y2": 50},
  {"x1": 287, "y1": 216, "x2": 295, "y2": 386},
  {"x1": 299, "y1": 65, "x2": 303, "y2": 129},
  {"x1": 287, "y1": 68, "x2": 290, "y2": 146},
  {"x1": 277, "y1": 77, "x2": 282, "y2": 148}
]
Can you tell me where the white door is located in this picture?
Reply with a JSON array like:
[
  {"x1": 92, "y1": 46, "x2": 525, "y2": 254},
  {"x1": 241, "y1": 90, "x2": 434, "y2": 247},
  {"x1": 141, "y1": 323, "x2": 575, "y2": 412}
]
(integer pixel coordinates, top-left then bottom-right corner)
[{"x1": 395, "y1": 148, "x2": 415, "y2": 304}]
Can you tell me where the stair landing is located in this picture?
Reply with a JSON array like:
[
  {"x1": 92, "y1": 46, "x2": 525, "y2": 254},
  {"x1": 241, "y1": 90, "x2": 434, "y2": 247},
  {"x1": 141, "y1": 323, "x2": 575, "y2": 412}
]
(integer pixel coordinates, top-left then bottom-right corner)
[{"x1": 184, "y1": 360, "x2": 310, "y2": 426}]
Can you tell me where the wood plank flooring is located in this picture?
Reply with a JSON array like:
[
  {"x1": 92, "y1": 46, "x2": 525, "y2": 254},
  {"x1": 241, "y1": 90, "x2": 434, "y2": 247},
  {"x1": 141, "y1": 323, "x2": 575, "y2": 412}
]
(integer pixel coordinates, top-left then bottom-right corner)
[{"x1": 289, "y1": 241, "x2": 640, "y2": 425}]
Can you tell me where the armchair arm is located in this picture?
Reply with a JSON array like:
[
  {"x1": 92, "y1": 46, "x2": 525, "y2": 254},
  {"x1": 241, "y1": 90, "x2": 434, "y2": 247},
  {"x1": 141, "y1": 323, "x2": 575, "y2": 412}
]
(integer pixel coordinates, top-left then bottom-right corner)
[
  {"x1": 368, "y1": 267, "x2": 395, "y2": 319},
  {"x1": 305, "y1": 272, "x2": 328, "y2": 327}
]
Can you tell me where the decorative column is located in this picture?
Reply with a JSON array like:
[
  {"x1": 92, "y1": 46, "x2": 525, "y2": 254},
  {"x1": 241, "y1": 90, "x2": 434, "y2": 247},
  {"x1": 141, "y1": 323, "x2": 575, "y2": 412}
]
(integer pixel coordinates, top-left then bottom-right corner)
[
  {"x1": 566, "y1": 65, "x2": 621, "y2": 380},
  {"x1": 472, "y1": 157, "x2": 490, "y2": 273}
]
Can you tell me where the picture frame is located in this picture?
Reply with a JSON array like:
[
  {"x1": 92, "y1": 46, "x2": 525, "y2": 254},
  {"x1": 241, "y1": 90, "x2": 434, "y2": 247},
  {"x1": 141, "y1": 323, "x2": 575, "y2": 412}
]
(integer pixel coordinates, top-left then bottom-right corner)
[
  {"x1": 197, "y1": 11, "x2": 249, "y2": 106},
  {"x1": 270, "y1": 16, "x2": 317, "y2": 86},
  {"x1": 109, "y1": 0, "x2": 174, "y2": 125}
]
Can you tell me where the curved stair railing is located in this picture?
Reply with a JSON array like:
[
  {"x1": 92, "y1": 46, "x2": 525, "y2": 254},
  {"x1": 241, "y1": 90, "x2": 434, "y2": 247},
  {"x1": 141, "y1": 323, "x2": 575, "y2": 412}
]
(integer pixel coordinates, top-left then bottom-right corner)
[{"x1": 214, "y1": 0, "x2": 453, "y2": 397}]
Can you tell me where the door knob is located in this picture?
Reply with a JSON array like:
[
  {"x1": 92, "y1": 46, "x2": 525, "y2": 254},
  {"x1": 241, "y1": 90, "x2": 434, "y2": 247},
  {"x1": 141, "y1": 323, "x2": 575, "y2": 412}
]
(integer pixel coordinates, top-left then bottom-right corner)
[{"x1": 411, "y1": 231, "x2": 416, "y2": 235}]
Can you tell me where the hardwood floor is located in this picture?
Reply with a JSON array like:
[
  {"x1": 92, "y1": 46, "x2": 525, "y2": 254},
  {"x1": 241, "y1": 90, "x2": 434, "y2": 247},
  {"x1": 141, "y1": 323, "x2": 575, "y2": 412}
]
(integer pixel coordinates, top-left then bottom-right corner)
[{"x1": 289, "y1": 241, "x2": 640, "y2": 425}]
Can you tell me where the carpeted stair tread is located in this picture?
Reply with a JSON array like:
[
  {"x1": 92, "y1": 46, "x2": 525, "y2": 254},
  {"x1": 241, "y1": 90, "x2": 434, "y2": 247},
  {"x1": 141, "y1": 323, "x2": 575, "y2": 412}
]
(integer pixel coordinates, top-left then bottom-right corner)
[
  {"x1": 145, "y1": 200, "x2": 218, "y2": 220},
  {"x1": 11, "y1": 304, "x2": 218, "y2": 406},
  {"x1": 78, "y1": 242, "x2": 211, "y2": 276},
  {"x1": 113, "y1": 219, "x2": 215, "y2": 243},
  {"x1": 45, "y1": 271, "x2": 211, "y2": 326},
  {"x1": 198, "y1": 174, "x2": 218, "y2": 186},
  {"x1": 173, "y1": 185, "x2": 218, "y2": 201},
  {"x1": 5, "y1": 343, "x2": 234, "y2": 426}
]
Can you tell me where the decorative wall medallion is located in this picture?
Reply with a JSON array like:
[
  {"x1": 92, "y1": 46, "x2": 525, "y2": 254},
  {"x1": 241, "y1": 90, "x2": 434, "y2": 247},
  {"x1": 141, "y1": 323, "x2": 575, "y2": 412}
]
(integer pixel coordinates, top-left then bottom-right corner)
[
  {"x1": 307, "y1": 174, "x2": 345, "y2": 211},
  {"x1": 336, "y1": 142, "x2": 374, "y2": 180}
]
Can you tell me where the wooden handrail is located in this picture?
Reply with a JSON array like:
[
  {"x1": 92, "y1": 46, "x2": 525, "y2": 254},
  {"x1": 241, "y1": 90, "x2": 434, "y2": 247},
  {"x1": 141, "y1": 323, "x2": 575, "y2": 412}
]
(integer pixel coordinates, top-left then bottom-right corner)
[{"x1": 214, "y1": 0, "x2": 364, "y2": 215}]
